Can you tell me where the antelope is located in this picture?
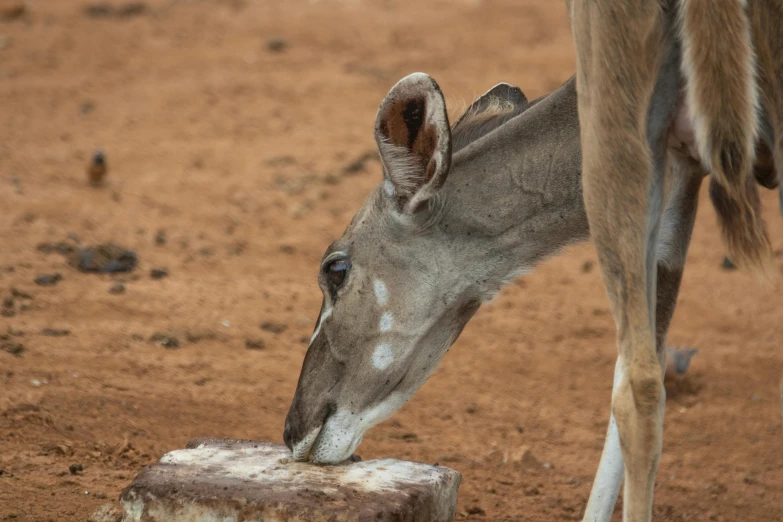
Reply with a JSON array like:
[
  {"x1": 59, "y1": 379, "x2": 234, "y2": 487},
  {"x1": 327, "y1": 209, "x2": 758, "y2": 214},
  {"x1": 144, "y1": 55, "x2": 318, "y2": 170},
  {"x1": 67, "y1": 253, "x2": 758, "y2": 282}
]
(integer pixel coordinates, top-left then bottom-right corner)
[{"x1": 284, "y1": 4, "x2": 782, "y2": 520}]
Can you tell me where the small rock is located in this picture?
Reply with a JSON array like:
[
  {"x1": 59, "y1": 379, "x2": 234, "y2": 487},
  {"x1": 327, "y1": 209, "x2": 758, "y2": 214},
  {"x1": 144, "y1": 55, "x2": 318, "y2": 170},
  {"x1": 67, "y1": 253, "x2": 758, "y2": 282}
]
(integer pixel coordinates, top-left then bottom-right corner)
[
  {"x1": 149, "y1": 333, "x2": 179, "y2": 349},
  {"x1": 0, "y1": 2, "x2": 25, "y2": 21},
  {"x1": 514, "y1": 424, "x2": 524, "y2": 434},
  {"x1": 116, "y1": 2, "x2": 147, "y2": 17},
  {"x1": 665, "y1": 345, "x2": 699, "y2": 382},
  {"x1": 70, "y1": 244, "x2": 137, "y2": 273},
  {"x1": 30, "y1": 379, "x2": 41, "y2": 387},
  {"x1": 150, "y1": 268, "x2": 168, "y2": 280},
  {"x1": 245, "y1": 339, "x2": 265, "y2": 350},
  {"x1": 2, "y1": 296, "x2": 13, "y2": 309},
  {"x1": 40, "y1": 328, "x2": 70, "y2": 337},
  {"x1": 69, "y1": 463, "x2": 83, "y2": 475},
  {"x1": 260, "y1": 321, "x2": 287, "y2": 334},
  {"x1": 109, "y1": 282, "x2": 125, "y2": 294},
  {"x1": 87, "y1": 149, "x2": 107, "y2": 186},
  {"x1": 94, "y1": 492, "x2": 107, "y2": 499},
  {"x1": 35, "y1": 273, "x2": 62, "y2": 286},
  {"x1": 466, "y1": 404, "x2": 477, "y2": 414},
  {"x1": 720, "y1": 256, "x2": 737, "y2": 271},
  {"x1": 267, "y1": 37, "x2": 288, "y2": 52},
  {"x1": 466, "y1": 506, "x2": 486, "y2": 516},
  {"x1": 1, "y1": 341, "x2": 24, "y2": 356},
  {"x1": 154, "y1": 229, "x2": 166, "y2": 246}
]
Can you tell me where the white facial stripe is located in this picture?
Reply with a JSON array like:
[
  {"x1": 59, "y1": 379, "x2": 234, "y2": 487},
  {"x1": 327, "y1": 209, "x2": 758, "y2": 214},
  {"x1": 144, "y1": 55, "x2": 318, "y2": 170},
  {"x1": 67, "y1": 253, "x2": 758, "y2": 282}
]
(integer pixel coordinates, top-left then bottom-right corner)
[
  {"x1": 309, "y1": 306, "x2": 333, "y2": 345},
  {"x1": 372, "y1": 343, "x2": 393, "y2": 370},
  {"x1": 373, "y1": 280, "x2": 388, "y2": 305},
  {"x1": 379, "y1": 312, "x2": 393, "y2": 333}
]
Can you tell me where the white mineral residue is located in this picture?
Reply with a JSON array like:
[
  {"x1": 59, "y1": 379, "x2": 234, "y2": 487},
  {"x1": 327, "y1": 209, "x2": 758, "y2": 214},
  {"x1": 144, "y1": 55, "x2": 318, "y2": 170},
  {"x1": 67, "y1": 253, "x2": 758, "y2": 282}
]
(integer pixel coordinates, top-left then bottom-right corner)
[{"x1": 159, "y1": 444, "x2": 445, "y2": 493}]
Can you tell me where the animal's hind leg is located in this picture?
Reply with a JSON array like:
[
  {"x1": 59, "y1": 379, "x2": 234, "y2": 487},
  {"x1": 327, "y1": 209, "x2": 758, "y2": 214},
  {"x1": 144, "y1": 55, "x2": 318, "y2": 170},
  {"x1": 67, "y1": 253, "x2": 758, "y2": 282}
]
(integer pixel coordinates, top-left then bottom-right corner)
[
  {"x1": 581, "y1": 156, "x2": 703, "y2": 522},
  {"x1": 570, "y1": 2, "x2": 673, "y2": 521}
]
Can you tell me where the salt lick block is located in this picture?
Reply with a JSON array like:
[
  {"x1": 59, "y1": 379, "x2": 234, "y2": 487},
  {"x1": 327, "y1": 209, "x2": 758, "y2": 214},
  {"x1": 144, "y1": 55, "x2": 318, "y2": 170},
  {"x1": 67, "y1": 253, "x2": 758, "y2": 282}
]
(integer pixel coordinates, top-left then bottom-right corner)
[{"x1": 120, "y1": 438, "x2": 461, "y2": 522}]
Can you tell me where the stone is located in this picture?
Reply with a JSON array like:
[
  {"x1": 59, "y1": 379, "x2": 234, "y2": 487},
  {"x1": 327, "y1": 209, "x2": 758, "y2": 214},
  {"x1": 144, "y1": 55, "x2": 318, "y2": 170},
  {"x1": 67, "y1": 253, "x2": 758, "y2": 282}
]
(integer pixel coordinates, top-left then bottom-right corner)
[{"x1": 120, "y1": 438, "x2": 461, "y2": 522}]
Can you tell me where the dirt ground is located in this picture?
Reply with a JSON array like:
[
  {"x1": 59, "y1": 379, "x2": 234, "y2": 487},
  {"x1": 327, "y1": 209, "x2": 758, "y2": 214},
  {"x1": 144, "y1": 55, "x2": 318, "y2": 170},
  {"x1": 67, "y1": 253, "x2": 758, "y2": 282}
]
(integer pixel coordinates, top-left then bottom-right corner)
[{"x1": 1, "y1": 1, "x2": 782, "y2": 521}]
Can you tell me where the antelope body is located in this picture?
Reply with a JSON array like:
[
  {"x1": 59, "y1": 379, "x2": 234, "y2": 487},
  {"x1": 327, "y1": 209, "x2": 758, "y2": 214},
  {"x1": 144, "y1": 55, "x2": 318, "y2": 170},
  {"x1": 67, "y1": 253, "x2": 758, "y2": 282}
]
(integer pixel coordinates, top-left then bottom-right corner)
[{"x1": 284, "y1": 1, "x2": 783, "y2": 520}]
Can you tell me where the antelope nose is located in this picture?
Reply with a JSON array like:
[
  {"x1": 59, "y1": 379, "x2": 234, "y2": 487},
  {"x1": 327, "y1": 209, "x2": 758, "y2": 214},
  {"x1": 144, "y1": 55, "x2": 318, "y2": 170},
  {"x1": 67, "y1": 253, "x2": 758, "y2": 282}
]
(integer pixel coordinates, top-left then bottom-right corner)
[{"x1": 283, "y1": 421, "x2": 293, "y2": 451}]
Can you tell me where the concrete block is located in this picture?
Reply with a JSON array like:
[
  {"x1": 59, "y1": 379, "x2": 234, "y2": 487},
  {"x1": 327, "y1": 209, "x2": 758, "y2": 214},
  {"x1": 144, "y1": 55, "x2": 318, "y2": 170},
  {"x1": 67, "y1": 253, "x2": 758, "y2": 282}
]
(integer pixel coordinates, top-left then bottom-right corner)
[{"x1": 120, "y1": 438, "x2": 461, "y2": 522}]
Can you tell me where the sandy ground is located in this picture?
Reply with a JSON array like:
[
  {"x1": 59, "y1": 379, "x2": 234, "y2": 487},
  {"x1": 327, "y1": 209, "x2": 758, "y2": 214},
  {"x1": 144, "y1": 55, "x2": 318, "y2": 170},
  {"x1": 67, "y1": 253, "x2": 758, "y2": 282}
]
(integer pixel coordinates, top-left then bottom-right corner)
[{"x1": 1, "y1": 1, "x2": 782, "y2": 521}]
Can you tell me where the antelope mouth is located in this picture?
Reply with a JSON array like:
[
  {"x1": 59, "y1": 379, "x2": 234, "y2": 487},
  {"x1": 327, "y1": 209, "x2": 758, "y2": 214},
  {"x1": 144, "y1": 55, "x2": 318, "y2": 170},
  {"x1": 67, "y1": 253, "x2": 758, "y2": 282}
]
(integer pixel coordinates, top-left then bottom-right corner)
[{"x1": 291, "y1": 425, "x2": 322, "y2": 461}]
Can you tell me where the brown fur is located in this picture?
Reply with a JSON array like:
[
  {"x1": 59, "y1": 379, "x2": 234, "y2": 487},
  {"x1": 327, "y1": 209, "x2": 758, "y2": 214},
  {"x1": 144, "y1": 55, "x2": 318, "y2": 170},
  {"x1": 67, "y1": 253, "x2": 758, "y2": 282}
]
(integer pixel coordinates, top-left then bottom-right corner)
[
  {"x1": 754, "y1": 141, "x2": 778, "y2": 189},
  {"x1": 679, "y1": 0, "x2": 774, "y2": 278}
]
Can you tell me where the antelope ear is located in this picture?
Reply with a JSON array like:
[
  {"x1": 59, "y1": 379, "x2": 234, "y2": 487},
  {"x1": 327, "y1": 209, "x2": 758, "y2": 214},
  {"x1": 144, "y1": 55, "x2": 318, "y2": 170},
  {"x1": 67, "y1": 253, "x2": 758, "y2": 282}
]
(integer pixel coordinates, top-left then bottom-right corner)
[
  {"x1": 452, "y1": 82, "x2": 528, "y2": 131},
  {"x1": 374, "y1": 73, "x2": 452, "y2": 214}
]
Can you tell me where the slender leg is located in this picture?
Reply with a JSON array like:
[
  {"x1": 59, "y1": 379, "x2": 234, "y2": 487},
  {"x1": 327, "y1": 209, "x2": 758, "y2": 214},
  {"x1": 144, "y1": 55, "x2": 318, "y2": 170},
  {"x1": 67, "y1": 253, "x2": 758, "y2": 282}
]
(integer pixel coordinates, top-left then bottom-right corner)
[
  {"x1": 582, "y1": 160, "x2": 702, "y2": 522},
  {"x1": 570, "y1": 2, "x2": 674, "y2": 521}
]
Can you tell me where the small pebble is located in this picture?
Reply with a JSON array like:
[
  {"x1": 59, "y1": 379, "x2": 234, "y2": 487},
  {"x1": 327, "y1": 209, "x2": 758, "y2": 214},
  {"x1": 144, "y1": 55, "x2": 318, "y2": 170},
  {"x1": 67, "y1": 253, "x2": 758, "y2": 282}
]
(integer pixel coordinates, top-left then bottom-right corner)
[
  {"x1": 260, "y1": 321, "x2": 288, "y2": 334},
  {"x1": 245, "y1": 339, "x2": 265, "y2": 350},
  {"x1": 1, "y1": 342, "x2": 24, "y2": 356},
  {"x1": 87, "y1": 149, "x2": 107, "y2": 186},
  {"x1": 150, "y1": 268, "x2": 168, "y2": 280},
  {"x1": 40, "y1": 328, "x2": 70, "y2": 337},
  {"x1": 267, "y1": 37, "x2": 288, "y2": 52},
  {"x1": 109, "y1": 282, "x2": 125, "y2": 295},
  {"x1": 149, "y1": 333, "x2": 179, "y2": 349},
  {"x1": 154, "y1": 229, "x2": 166, "y2": 246},
  {"x1": 69, "y1": 463, "x2": 83, "y2": 475},
  {"x1": 35, "y1": 273, "x2": 62, "y2": 286}
]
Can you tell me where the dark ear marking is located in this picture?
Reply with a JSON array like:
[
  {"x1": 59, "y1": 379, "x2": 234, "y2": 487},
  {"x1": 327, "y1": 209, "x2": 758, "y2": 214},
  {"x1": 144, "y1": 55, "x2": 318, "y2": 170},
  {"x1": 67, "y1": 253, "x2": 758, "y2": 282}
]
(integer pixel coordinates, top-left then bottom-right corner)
[
  {"x1": 402, "y1": 99, "x2": 425, "y2": 149},
  {"x1": 374, "y1": 73, "x2": 452, "y2": 213}
]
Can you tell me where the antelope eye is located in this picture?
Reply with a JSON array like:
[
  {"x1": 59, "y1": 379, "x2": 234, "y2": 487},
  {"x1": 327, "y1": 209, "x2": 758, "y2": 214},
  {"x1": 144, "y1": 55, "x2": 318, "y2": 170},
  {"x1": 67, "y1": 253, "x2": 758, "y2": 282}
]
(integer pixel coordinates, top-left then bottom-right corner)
[{"x1": 326, "y1": 258, "x2": 350, "y2": 288}]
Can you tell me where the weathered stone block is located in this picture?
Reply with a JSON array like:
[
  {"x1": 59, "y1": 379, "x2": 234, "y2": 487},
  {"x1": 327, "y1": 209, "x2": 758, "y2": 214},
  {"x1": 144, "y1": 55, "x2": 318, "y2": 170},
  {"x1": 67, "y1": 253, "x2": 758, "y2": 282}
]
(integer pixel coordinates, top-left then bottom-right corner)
[{"x1": 120, "y1": 438, "x2": 461, "y2": 522}]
